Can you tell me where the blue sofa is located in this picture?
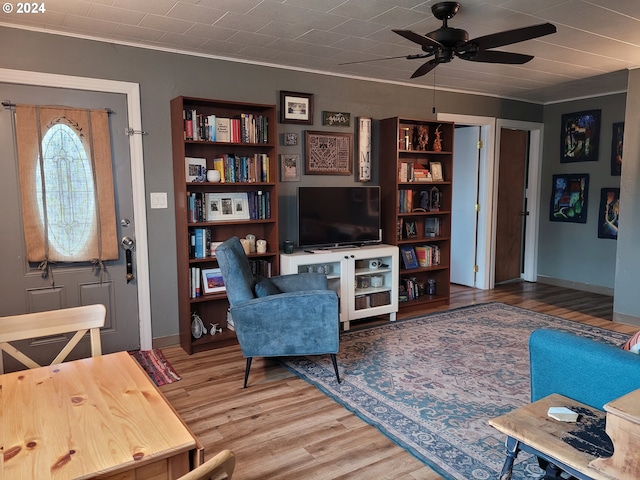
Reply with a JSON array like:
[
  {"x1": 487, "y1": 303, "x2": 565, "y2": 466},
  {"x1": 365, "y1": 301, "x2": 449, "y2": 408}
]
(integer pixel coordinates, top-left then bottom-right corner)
[{"x1": 529, "y1": 329, "x2": 640, "y2": 410}]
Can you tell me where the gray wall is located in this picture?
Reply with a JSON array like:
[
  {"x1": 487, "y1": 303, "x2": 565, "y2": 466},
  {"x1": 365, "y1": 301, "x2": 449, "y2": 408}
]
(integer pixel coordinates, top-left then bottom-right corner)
[
  {"x1": 538, "y1": 94, "x2": 625, "y2": 291},
  {"x1": 13, "y1": 25, "x2": 634, "y2": 342}
]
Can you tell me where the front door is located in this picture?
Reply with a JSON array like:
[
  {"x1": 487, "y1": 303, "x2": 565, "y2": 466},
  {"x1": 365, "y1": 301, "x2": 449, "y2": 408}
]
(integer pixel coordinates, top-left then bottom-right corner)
[{"x1": 0, "y1": 82, "x2": 140, "y2": 365}]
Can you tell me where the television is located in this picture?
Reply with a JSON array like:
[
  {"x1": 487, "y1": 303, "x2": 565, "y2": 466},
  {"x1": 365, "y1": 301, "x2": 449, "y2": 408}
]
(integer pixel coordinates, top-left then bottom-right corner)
[{"x1": 297, "y1": 186, "x2": 381, "y2": 248}]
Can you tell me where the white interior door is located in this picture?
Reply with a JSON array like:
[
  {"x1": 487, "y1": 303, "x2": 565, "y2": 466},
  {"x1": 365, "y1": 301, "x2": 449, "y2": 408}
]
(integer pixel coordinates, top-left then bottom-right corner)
[{"x1": 451, "y1": 126, "x2": 480, "y2": 287}]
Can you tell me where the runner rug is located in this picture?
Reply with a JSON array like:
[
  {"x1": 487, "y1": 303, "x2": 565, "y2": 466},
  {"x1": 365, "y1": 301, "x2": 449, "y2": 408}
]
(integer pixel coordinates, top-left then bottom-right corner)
[
  {"x1": 129, "y1": 348, "x2": 182, "y2": 386},
  {"x1": 282, "y1": 302, "x2": 629, "y2": 480}
]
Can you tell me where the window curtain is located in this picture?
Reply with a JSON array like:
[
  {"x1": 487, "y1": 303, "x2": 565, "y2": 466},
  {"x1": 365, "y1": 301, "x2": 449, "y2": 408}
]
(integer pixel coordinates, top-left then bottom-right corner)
[{"x1": 15, "y1": 105, "x2": 119, "y2": 264}]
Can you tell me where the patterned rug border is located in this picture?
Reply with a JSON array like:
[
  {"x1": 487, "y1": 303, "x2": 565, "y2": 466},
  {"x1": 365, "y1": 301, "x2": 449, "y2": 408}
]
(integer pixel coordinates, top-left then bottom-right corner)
[
  {"x1": 129, "y1": 348, "x2": 182, "y2": 387},
  {"x1": 282, "y1": 302, "x2": 630, "y2": 479}
]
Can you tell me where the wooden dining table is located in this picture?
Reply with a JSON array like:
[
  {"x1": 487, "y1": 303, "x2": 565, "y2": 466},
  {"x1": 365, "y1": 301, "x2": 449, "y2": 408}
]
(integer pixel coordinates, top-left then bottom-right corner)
[{"x1": 1, "y1": 351, "x2": 202, "y2": 479}]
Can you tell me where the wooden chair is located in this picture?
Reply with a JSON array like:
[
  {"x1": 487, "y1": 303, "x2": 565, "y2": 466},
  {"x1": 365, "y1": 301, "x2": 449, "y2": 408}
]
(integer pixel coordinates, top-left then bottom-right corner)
[
  {"x1": 0, "y1": 304, "x2": 106, "y2": 374},
  {"x1": 177, "y1": 450, "x2": 236, "y2": 480}
]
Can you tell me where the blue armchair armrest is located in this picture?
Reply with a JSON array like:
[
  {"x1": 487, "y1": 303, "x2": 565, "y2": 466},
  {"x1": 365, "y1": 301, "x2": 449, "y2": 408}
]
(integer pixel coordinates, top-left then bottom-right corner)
[
  {"x1": 230, "y1": 289, "x2": 339, "y2": 358},
  {"x1": 270, "y1": 272, "x2": 328, "y2": 292},
  {"x1": 529, "y1": 329, "x2": 640, "y2": 410}
]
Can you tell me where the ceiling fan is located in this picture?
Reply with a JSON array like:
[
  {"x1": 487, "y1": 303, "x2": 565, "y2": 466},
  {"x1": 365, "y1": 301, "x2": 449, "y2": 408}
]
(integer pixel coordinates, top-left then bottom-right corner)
[{"x1": 342, "y1": 2, "x2": 556, "y2": 79}]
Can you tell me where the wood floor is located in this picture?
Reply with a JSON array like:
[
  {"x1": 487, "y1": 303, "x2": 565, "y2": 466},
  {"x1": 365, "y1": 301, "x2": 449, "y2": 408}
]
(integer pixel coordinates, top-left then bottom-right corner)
[{"x1": 159, "y1": 282, "x2": 638, "y2": 479}]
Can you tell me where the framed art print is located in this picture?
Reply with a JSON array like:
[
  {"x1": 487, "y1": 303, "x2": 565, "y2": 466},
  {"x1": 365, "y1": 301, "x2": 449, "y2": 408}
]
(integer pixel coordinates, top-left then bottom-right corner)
[
  {"x1": 598, "y1": 188, "x2": 620, "y2": 239},
  {"x1": 206, "y1": 192, "x2": 250, "y2": 221},
  {"x1": 202, "y1": 268, "x2": 225, "y2": 294},
  {"x1": 610, "y1": 122, "x2": 623, "y2": 176},
  {"x1": 549, "y1": 173, "x2": 589, "y2": 223},
  {"x1": 560, "y1": 109, "x2": 601, "y2": 162},
  {"x1": 305, "y1": 131, "x2": 353, "y2": 175},
  {"x1": 280, "y1": 154, "x2": 301, "y2": 182},
  {"x1": 280, "y1": 91, "x2": 313, "y2": 125}
]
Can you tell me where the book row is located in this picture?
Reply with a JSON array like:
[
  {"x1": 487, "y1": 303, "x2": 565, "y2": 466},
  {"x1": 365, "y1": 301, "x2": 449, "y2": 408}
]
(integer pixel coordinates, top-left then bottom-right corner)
[
  {"x1": 185, "y1": 154, "x2": 270, "y2": 184},
  {"x1": 397, "y1": 217, "x2": 442, "y2": 240},
  {"x1": 400, "y1": 245, "x2": 441, "y2": 270},
  {"x1": 189, "y1": 260, "x2": 272, "y2": 299},
  {"x1": 398, "y1": 162, "x2": 444, "y2": 183},
  {"x1": 183, "y1": 109, "x2": 269, "y2": 144},
  {"x1": 399, "y1": 276, "x2": 432, "y2": 302},
  {"x1": 188, "y1": 190, "x2": 271, "y2": 224},
  {"x1": 398, "y1": 187, "x2": 442, "y2": 213}
]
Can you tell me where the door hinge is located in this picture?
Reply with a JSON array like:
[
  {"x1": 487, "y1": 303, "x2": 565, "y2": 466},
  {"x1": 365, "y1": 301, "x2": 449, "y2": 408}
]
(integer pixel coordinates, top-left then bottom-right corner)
[
  {"x1": 473, "y1": 265, "x2": 479, "y2": 273},
  {"x1": 475, "y1": 203, "x2": 481, "y2": 212},
  {"x1": 477, "y1": 140, "x2": 483, "y2": 149}
]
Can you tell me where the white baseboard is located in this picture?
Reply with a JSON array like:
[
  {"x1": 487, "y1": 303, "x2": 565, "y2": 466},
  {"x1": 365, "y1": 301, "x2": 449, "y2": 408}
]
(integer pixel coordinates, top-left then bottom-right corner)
[
  {"x1": 613, "y1": 311, "x2": 640, "y2": 327},
  {"x1": 536, "y1": 275, "x2": 614, "y2": 296}
]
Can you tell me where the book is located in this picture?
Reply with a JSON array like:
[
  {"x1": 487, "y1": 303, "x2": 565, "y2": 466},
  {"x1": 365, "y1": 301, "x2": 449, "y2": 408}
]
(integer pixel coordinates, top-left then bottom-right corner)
[
  {"x1": 185, "y1": 157, "x2": 206, "y2": 182},
  {"x1": 400, "y1": 246, "x2": 419, "y2": 269},
  {"x1": 215, "y1": 117, "x2": 231, "y2": 142}
]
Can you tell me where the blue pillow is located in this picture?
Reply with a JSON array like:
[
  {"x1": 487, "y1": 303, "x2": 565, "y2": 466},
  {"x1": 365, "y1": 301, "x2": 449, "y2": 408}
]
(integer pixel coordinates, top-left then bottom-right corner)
[{"x1": 254, "y1": 278, "x2": 281, "y2": 297}]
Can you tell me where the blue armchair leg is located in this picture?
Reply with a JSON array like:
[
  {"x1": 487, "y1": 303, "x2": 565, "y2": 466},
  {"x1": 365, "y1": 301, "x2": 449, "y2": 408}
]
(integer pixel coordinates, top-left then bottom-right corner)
[
  {"x1": 331, "y1": 354, "x2": 341, "y2": 383},
  {"x1": 243, "y1": 357, "x2": 253, "y2": 388}
]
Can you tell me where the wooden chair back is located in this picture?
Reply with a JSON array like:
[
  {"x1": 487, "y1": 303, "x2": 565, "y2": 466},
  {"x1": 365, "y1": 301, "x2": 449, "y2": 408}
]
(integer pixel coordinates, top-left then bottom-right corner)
[
  {"x1": 177, "y1": 449, "x2": 236, "y2": 480},
  {"x1": 0, "y1": 304, "x2": 106, "y2": 374}
]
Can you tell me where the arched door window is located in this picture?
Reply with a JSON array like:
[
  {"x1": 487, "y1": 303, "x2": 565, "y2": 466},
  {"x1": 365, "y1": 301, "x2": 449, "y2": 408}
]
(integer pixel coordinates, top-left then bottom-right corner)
[{"x1": 14, "y1": 105, "x2": 119, "y2": 268}]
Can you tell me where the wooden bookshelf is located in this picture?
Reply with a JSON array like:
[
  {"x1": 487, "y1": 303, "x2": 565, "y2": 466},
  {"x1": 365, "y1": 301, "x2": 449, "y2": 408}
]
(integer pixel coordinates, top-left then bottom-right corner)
[
  {"x1": 379, "y1": 117, "x2": 454, "y2": 313},
  {"x1": 171, "y1": 96, "x2": 279, "y2": 354}
]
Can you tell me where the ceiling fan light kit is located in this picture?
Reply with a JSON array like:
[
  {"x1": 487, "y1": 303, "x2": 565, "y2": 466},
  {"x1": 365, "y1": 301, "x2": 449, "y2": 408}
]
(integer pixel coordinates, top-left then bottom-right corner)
[{"x1": 380, "y1": 2, "x2": 557, "y2": 79}]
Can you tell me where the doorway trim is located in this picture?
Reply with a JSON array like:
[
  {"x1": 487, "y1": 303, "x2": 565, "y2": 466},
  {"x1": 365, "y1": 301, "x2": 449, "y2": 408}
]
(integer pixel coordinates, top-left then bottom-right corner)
[
  {"x1": 0, "y1": 68, "x2": 152, "y2": 350},
  {"x1": 495, "y1": 119, "x2": 544, "y2": 284},
  {"x1": 437, "y1": 113, "x2": 495, "y2": 290}
]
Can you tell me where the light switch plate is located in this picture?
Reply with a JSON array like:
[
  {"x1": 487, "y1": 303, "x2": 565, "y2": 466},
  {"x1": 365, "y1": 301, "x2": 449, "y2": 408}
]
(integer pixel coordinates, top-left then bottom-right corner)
[{"x1": 150, "y1": 192, "x2": 168, "y2": 209}]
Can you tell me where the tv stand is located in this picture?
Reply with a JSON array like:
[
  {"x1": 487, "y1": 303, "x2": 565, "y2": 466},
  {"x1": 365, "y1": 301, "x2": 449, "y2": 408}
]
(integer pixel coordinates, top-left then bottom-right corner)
[{"x1": 281, "y1": 244, "x2": 399, "y2": 330}]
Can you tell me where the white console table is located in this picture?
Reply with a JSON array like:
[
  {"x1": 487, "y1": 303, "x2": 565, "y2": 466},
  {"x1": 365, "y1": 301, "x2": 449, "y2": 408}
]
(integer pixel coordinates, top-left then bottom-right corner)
[{"x1": 280, "y1": 244, "x2": 399, "y2": 330}]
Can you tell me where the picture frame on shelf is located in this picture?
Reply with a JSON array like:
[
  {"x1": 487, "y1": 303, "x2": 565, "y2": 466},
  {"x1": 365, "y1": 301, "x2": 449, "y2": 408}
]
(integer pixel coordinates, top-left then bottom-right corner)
[
  {"x1": 560, "y1": 109, "x2": 601, "y2": 162},
  {"x1": 598, "y1": 188, "x2": 620, "y2": 239},
  {"x1": 549, "y1": 173, "x2": 589, "y2": 223},
  {"x1": 430, "y1": 161, "x2": 443, "y2": 181},
  {"x1": 305, "y1": 130, "x2": 353, "y2": 175},
  {"x1": 206, "y1": 192, "x2": 250, "y2": 221},
  {"x1": 610, "y1": 122, "x2": 623, "y2": 176},
  {"x1": 185, "y1": 157, "x2": 206, "y2": 182},
  {"x1": 280, "y1": 91, "x2": 314, "y2": 125},
  {"x1": 280, "y1": 154, "x2": 301, "y2": 182},
  {"x1": 404, "y1": 220, "x2": 418, "y2": 238},
  {"x1": 400, "y1": 246, "x2": 419, "y2": 270},
  {"x1": 202, "y1": 268, "x2": 225, "y2": 294}
]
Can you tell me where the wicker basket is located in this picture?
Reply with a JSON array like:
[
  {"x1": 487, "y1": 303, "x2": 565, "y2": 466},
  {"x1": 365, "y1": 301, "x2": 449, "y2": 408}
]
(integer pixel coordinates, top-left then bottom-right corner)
[
  {"x1": 370, "y1": 291, "x2": 391, "y2": 307},
  {"x1": 355, "y1": 295, "x2": 368, "y2": 310}
]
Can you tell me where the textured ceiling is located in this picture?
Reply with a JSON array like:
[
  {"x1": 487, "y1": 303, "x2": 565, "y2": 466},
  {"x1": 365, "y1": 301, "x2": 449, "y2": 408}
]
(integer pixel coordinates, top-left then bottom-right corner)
[{"x1": 1, "y1": 0, "x2": 639, "y2": 104}]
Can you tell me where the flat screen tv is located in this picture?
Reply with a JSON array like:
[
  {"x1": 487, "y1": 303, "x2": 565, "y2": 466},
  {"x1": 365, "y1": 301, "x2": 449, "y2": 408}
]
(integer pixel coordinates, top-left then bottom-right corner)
[{"x1": 297, "y1": 186, "x2": 381, "y2": 248}]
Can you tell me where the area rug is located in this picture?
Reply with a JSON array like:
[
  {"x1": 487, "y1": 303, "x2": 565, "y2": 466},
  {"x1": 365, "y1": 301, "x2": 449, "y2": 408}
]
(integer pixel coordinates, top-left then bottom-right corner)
[
  {"x1": 129, "y1": 348, "x2": 181, "y2": 386},
  {"x1": 282, "y1": 302, "x2": 629, "y2": 480}
]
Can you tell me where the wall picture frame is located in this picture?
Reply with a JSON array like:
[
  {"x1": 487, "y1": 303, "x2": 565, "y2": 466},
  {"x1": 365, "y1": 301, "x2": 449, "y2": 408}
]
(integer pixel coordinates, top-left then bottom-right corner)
[
  {"x1": 549, "y1": 173, "x2": 589, "y2": 223},
  {"x1": 202, "y1": 268, "x2": 225, "y2": 294},
  {"x1": 280, "y1": 154, "x2": 301, "y2": 182},
  {"x1": 598, "y1": 188, "x2": 620, "y2": 239},
  {"x1": 560, "y1": 109, "x2": 601, "y2": 162},
  {"x1": 305, "y1": 130, "x2": 353, "y2": 175},
  {"x1": 280, "y1": 91, "x2": 314, "y2": 125},
  {"x1": 610, "y1": 122, "x2": 624, "y2": 176},
  {"x1": 206, "y1": 192, "x2": 250, "y2": 221},
  {"x1": 358, "y1": 117, "x2": 372, "y2": 182}
]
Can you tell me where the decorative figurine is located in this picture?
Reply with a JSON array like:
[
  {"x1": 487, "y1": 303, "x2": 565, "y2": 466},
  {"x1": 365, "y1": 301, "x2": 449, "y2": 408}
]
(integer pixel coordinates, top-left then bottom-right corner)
[
  {"x1": 433, "y1": 125, "x2": 442, "y2": 152},
  {"x1": 417, "y1": 125, "x2": 429, "y2": 150}
]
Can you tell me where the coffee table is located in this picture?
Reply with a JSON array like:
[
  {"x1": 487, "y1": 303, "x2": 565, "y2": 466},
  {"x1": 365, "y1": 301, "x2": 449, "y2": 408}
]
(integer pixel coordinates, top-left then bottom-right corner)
[
  {"x1": 489, "y1": 393, "x2": 613, "y2": 480},
  {"x1": 1, "y1": 351, "x2": 202, "y2": 479}
]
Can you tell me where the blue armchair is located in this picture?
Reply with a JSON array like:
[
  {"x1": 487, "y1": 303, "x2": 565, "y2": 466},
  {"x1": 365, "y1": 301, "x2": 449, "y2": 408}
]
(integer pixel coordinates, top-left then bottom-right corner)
[{"x1": 215, "y1": 236, "x2": 341, "y2": 388}]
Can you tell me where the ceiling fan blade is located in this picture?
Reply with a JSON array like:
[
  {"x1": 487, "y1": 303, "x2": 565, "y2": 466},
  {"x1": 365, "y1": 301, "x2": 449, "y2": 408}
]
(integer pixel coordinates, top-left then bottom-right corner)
[
  {"x1": 393, "y1": 29, "x2": 442, "y2": 50},
  {"x1": 411, "y1": 59, "x2": 439, "y2": 79},
  {"x1": 339, "y1": 53, "x2": 432, "y2": 66},
  {"x1": 466, "y1": 23, "x2": 556, "y2": 51},
  {"x1": 461, "y1": 50, "x2": 534, "y2": 64}
]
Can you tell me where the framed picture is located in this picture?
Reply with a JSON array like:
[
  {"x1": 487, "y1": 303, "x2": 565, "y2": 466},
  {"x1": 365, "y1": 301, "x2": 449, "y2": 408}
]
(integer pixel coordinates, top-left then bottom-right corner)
[
  {"x1": 280, "y1": 154, "x2": 301, "y2": 182},
  {"x1": 280, "y1": 91, "x2": 313, "y2": 125},
  {"x1": 206, "y1": 192, "x2": 249, "y2": 221},
  {"x1": 283, "y1": 132, "x2": 298, "y2": 146},
  {"x1": 185, "y1": 157, "x2": 206, "y2": 182},
  {"x1": 305, "y1": 131, "x2": 353, "y2": 175},
  {"x1": 322, "y1": 111, "x2": 351, "y2": 127},
  {"x1": 430, "y1": 161, "x2": 443, "y2": 181},
  {"x1": 400, "y1": 246, "x2": 419, "y2": 269},
  {"x1": 358, "y1": 117, "x2": 372, "y2": 182},
  {"x1": 610, "y1": 122, "x2": 623, "y2": 176},
  {"x1": 404, "y1": 220, "x2": 418, "y2": 238},
  {"x1": 202, "y1": 268, "x2": 225, "y2": 294},
  {"x1": 560, "y1": 109, "x2": 601, "y2": 162},
  {"x1": 549, "y1": 173, "x2": 589, "y2": 223},
  {"x1": 598, "y1": 188, "x2": 620, "y2": 239}
]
